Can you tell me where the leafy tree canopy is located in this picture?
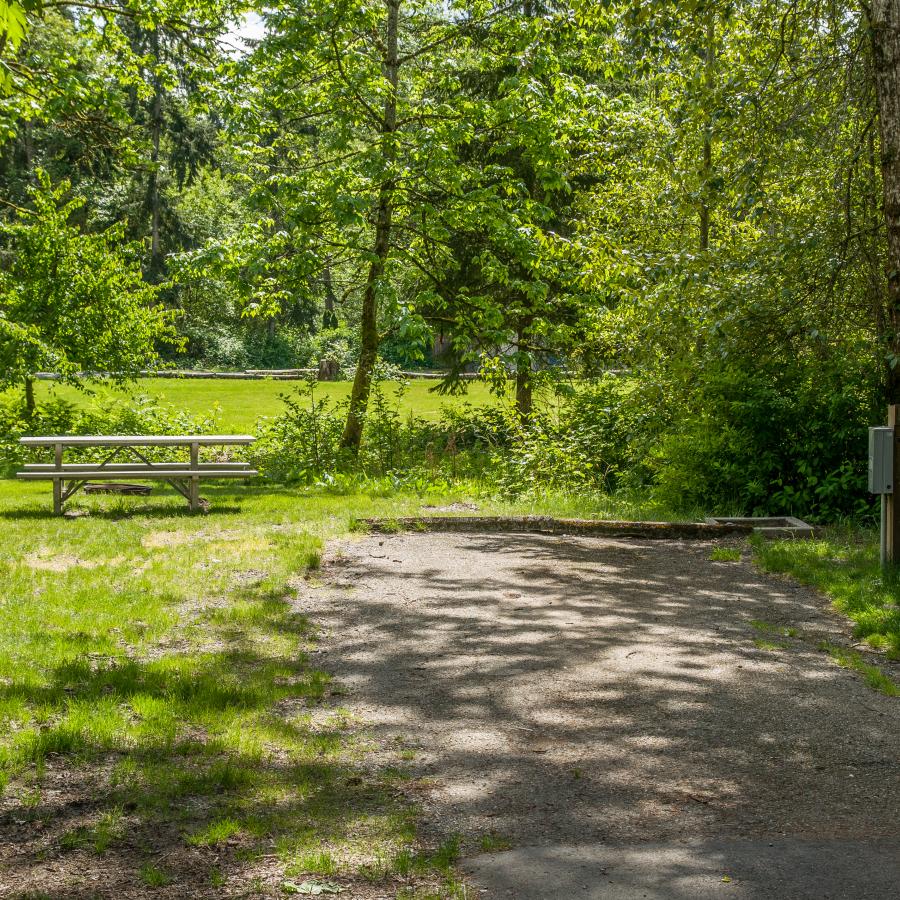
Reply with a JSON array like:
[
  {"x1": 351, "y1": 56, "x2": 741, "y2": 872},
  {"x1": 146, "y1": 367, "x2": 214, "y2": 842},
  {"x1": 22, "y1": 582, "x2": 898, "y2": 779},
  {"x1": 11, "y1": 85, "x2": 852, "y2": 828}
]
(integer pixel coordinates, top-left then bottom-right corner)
[{"x1": 0, "y1": 172, "x2": 178, "y2": 408}]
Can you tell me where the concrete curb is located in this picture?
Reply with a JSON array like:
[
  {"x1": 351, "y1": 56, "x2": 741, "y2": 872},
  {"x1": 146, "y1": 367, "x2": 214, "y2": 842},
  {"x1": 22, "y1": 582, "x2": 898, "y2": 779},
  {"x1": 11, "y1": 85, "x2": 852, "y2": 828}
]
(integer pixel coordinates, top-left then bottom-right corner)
[{"x1": 361, "y1": 516, "x2": 756, "y2": 539}]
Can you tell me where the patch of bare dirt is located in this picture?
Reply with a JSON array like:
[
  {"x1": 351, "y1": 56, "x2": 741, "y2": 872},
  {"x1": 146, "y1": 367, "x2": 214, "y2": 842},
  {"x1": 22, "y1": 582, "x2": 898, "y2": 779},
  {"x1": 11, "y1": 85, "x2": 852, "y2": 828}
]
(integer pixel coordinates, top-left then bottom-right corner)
[
  {"x1": 0, "y1": 753, "x2": 442, "y2": 900},
  {"x1": 23, "y1": 550, "x2": 125, "y2": 572}
]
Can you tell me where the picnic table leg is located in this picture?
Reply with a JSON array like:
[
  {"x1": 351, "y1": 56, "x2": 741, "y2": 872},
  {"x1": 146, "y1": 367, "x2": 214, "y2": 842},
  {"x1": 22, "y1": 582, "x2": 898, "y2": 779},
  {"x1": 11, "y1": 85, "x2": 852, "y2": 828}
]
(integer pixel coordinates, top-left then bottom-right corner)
[
  {"x1": 190, "y1": 441, "x2": 200, "y2": 511},
  {"x1": 53, "y1": 443, "x2": 63, "y2": 515}
]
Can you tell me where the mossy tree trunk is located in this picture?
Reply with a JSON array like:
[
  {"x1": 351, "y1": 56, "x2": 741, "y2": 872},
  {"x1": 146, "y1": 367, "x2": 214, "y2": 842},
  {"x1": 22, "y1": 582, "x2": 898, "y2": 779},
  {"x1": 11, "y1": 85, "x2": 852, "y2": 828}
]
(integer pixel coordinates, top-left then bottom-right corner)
[
  {"x1": 340, "y1": 0, "x2": 400, "y2": 452},
  {"x1": 869, "y1": 2, "x2": 900, "y2": 402}
]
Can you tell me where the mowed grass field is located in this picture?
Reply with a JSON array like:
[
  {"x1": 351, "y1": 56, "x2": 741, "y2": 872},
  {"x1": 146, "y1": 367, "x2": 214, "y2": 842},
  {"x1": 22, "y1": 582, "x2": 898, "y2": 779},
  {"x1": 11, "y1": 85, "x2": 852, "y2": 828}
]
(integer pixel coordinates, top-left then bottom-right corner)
[{"x1": 28, "y1": 377, "x2": 505, "y2": 432}]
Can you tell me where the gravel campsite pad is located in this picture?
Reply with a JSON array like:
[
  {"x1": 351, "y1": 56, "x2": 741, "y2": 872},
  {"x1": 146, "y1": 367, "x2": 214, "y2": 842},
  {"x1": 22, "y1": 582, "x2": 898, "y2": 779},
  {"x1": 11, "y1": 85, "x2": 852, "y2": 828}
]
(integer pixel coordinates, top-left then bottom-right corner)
[{"x1": 300, "y1": 532, "x2": 900, "y2": 899}]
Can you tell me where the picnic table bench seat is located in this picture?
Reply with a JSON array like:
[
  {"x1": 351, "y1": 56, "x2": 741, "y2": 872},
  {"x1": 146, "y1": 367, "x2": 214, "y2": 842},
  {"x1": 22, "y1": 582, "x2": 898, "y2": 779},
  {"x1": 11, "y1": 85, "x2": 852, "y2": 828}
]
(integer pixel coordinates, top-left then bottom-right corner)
[{"x1": 17, "y1": 434, "x2": 257, "y2": 514}]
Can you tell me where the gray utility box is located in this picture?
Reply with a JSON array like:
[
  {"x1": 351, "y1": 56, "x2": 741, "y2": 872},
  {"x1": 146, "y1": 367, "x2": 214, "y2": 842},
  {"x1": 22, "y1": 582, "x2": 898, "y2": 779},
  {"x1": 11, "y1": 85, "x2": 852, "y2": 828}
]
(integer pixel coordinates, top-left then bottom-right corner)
[{"x1": 869, "y1": 427, "x2": 894, "y2": 494}]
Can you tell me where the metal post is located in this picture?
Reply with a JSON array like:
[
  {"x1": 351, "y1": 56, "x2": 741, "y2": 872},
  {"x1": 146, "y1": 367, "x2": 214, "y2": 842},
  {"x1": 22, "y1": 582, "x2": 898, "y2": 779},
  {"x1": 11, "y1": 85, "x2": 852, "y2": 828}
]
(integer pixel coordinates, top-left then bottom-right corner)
[
  {"x1": 882, "y1": 494, "x2": 888, "y2": 568},
  {"x1": 890, "y1": 406, "x2": 900, "y2": 564}
]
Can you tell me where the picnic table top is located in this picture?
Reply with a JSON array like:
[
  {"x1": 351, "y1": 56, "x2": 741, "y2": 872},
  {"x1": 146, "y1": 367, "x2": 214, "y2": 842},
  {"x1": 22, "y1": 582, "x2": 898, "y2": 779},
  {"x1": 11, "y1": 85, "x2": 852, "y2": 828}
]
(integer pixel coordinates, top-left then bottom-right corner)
[{"x1": 19, "y1": 434, "x2": 256, "y2": 447}]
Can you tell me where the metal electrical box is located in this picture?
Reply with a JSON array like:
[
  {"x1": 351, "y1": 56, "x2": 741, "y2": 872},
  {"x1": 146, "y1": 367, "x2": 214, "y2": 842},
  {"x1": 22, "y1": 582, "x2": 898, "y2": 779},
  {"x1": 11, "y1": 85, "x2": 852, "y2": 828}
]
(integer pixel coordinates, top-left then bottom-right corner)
[{"x1": 869, "y1": 427, "x2": 894, "y2": 494}]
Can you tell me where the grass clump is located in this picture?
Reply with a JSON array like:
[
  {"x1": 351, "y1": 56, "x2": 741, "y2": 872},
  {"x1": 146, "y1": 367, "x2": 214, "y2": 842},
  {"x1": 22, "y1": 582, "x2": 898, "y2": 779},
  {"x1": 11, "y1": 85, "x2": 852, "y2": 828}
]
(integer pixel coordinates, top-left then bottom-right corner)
[
  {"x1": 754, "y1": 531, "x2": 900, "y2": 659},
  {"x1": 753, "y1": 638, "x2": 787, "y2": 652},
  {"x1": 710, "y1": 547, "x2": 741, "y2": 562},
  {"x1": 291, "y1": 849, "x2": 337, "y2": 876},
  {"x1": 186, "y1": 816, "x2": 243, "y2": 847},
  {"x1": 751, "y1": 620, "x2": 798, "y2": 639},
  {"x1": 139, "y1": 863, "x2": 172, "y2": 888},
  {"x1": 819, "y1": 642, "x2": 900, "y2": 696},
  {"x1": 478, "y1": 833, "x2": 512, "y2": 853}
]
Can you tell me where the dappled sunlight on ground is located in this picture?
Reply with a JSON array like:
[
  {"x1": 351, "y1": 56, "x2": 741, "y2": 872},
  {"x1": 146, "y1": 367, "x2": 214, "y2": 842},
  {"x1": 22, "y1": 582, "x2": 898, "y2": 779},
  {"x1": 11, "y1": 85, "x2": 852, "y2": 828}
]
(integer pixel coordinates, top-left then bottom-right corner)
[{"x1": 300, "y1": 533, "x2": 900, "y2": 850}]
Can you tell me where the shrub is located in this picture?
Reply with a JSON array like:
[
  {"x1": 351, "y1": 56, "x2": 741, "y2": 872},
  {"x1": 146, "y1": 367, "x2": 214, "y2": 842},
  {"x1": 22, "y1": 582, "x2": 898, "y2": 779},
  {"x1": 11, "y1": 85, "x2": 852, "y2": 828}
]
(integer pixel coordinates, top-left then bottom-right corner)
[
  {"x1": 0, "y1": 387, "x2": 219, "y2": 474},
  {"x1": 650, "y1": 362, "x2": 878, "y2": 522},
  {"x1": 250, "y1": 381, "x2": 498, "y2": 485},
  {"x1": 249, "y1": 382, "x2": 347, "y2": 483},
  {"x1": 491, "y1": 376, "x2": 656, "y2": 497}
]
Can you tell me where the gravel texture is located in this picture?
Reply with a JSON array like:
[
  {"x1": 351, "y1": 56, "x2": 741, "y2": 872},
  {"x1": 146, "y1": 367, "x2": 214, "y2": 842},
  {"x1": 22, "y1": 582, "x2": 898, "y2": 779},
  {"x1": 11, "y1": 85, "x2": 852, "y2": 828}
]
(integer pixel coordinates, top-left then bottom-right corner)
[{"x1": 300, "y1": 532, "x2": 900, "y2": 894}]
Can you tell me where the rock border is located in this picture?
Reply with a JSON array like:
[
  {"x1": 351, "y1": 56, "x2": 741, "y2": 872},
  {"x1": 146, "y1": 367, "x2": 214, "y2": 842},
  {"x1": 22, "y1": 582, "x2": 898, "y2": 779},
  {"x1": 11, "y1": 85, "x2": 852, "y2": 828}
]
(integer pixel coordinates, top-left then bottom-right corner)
[{"x1": 704, "y1": 515, "x2": 815, "y2": 539}]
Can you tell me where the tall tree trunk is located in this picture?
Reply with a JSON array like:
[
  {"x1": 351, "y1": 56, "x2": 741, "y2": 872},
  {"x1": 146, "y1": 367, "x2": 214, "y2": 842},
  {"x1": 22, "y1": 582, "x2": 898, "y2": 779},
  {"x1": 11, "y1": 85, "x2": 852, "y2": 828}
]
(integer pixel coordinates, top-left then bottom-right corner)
[
  {"x1": 24, "y1": 376, "x2": 35, "y2": 417},
  {"x1": 340, "y1": 0, "x2": 400, "y2": 451},
  {"x1": 515, "y1": 316, "x2": 533, "y2": 420},
  {"x1": 147, "y1": 30, "x2": 164, "y2": 282},
  {"x1": 869, "y1": 2, "x2": 900, "y2": 402},
  {"x1": 699, "y1": 10, "x2": 715, "y2": 251},
  {"x1": 322, "y1": 267, "x2": 338, "y2": 328}
]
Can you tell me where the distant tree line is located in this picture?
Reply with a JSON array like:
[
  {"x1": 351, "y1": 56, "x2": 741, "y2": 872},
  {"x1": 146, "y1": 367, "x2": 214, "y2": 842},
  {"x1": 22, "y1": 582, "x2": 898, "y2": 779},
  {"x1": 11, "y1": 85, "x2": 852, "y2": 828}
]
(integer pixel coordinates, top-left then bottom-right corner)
[{"x1": 0, "y1": 0, "x2": 898, "y2": 472}]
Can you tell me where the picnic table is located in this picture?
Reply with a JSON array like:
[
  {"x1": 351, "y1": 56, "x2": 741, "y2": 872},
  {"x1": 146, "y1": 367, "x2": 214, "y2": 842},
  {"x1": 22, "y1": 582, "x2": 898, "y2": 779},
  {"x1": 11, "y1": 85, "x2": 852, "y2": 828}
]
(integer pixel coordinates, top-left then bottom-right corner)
[{"x1": 17, "y1": 435, "x2": 257, "y2": 514}]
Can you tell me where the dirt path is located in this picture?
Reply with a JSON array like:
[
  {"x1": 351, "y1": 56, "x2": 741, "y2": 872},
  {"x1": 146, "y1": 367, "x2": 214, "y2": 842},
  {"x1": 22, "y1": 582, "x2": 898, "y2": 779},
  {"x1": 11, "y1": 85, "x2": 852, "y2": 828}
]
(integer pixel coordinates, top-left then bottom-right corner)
[{"x1": 299, "y1": 532, "x2": 900, "y2": 897}]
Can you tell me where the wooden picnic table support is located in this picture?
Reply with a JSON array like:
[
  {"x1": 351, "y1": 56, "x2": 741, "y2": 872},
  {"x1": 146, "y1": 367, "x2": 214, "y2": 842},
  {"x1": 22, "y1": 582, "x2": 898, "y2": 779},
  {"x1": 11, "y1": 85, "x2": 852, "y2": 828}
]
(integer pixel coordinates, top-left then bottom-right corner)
[
  {"x1": 53, "y1": 442, "x2": 62, "y2": 516},
  {"x1": 190, "y1": 441, "x2": 200, "y2": 512},
  {"x1": 17, "y1": 435, "x2": 257, "y2": 515}
]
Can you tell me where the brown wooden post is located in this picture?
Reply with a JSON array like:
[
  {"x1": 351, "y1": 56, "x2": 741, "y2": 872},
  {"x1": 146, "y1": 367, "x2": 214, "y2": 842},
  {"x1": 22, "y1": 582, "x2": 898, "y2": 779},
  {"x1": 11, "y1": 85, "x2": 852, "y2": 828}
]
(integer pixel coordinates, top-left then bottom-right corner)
[{"x1": 888, "y1": 406, "x2": 900, "y2": 563}]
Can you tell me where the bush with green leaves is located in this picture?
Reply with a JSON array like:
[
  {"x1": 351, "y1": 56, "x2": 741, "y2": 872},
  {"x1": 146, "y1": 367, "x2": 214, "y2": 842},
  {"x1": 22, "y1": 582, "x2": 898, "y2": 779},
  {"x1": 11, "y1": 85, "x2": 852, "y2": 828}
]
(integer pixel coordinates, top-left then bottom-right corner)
[
  {"x1": 294, "y1": 327, "x2": 359, "y2": 377},
  {"x1": 250, "y1": 381, "x2": 494, "y2": 485},
  {"x1": 649, "y1": 361, "x2": 878, "y2": 522},
  {"x1": 490, "y1": 376, "x2": 657, "y2": 498},
  {"x1": 249, "y1": 382, "x2": 347, "y2": 483}
]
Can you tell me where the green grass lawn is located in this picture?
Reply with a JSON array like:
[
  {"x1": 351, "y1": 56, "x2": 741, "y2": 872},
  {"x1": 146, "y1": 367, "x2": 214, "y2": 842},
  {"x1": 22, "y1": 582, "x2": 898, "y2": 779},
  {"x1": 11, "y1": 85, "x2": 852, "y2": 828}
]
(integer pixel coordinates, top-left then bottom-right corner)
[
  {"x1": 27, "y1": 377, "x2": 505, "y2": 432},
  {"x1": 0, "y1": 480, "x2": 501, "y2": 896},
  {"x1": 753, "y1": 530, "x2": 900, "y2": 661},
  {"x1": 0, "y1": 477, "x2": 649, "y2": 898}
]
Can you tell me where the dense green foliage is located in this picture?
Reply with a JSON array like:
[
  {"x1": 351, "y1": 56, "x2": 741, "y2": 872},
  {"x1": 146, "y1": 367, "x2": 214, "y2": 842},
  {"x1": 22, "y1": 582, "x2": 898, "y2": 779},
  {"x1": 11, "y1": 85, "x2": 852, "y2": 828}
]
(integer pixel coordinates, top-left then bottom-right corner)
[
  {"x1": 2, "y1": 0, "x2": 899, "y2": 518},
  {"x1": 0, "y1": 175, "x2": 177, "y2": 406}
]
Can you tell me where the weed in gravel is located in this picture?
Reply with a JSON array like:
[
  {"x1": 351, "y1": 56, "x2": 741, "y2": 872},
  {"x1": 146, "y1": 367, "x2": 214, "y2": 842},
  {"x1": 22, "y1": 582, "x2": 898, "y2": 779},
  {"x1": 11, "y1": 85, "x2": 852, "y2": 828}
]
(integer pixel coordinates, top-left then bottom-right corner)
[
  {"x1": 754, "y1": 639, "x2": 787, "y2": 652},
  {"x1": 710, "y1": 547, "x2": 741, "y2": 562},
  {"x1": 751, "y1": 620, "x2": 798, "y2": 639},
  {"x1": 478, "y1": 833, "x2": 512, "y2": 852},
  {"x1": 139, "y1": 863, "x2": 172, "y2": 887}
]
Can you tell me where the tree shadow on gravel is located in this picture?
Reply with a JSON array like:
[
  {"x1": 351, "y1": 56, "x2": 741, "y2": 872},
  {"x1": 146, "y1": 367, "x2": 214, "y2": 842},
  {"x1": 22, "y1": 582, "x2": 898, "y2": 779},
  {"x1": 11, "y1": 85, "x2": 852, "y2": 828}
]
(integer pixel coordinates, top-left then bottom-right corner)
[{"x1": 309, "y1": 533, "x2": 900, "y2": 851}]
